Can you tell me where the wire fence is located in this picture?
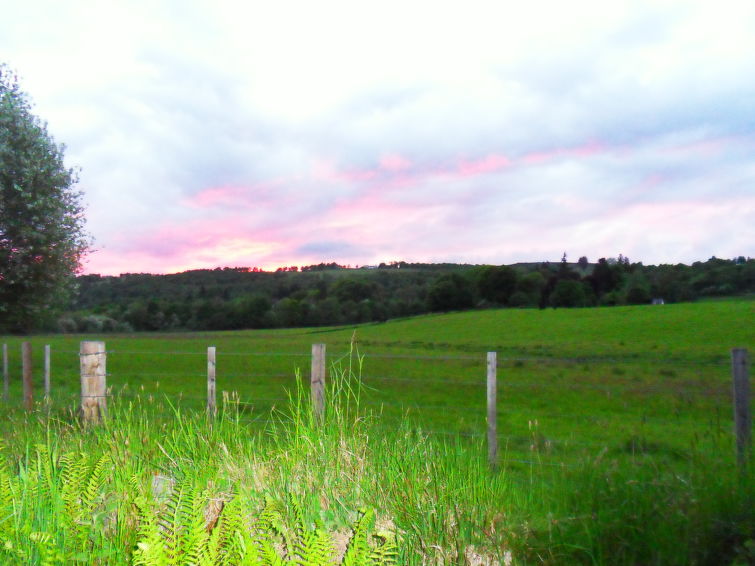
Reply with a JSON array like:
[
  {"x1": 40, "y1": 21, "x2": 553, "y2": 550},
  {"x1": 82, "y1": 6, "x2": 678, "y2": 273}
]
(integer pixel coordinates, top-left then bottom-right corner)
[{"x1": 3, "y1": 339, "x2": 749, "y2": 470}]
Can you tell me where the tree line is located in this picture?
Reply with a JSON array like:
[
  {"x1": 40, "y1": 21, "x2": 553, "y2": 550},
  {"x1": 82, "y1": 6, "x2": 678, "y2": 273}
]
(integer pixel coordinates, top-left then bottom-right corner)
[{"x1": 56, "y1": 256, "x2": 754, "y2": 333}]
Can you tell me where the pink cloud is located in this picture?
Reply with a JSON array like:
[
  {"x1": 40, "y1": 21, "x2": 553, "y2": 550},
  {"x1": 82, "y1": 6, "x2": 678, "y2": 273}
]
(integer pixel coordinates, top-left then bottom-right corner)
[
  {"x1": 457, "y1": 153, "x2": 511, "y2": 176},
  {"x1": 85, "y1": 214, "x2": 287, "y2": 274},
  {"x1": 379, "y1": 153, "x2": 412, "y2": 172},
  {"x1": 311, "y1": 159, "x2": 377, "y2": 183},
  {"x1": 184, "y1": 181, "x2": 285, "y2": 209},
  {"x1": 90, "y1": 136, "x2": 741, "y2": 276},
  {"x1": 520, "y1": 140, "x2": 605, "y2": 165}
]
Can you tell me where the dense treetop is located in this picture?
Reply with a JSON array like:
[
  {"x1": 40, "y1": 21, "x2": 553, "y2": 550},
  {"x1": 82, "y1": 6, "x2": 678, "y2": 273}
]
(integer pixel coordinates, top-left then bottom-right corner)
[{"x1": 58, "y1": 256, "x2": 754, "y2": 333}]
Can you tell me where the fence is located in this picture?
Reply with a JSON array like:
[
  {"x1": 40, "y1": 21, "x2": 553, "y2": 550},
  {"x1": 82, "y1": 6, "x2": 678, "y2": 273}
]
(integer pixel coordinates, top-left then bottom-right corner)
[{"x1": 1, "y1": 341, "x2": 751, "y2": 471}]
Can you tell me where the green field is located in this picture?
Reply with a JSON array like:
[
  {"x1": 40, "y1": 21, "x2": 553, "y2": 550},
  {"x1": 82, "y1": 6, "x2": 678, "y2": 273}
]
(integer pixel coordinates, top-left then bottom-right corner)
[{"x1": 0, "y1": 300, "x2": 753, "y2": 564}]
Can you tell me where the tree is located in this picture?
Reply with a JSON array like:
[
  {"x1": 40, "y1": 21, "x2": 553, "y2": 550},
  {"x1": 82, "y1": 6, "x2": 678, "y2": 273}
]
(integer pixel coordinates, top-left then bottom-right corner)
[
  {"x1": 476, "y1": 265, "x2": 517, "y2": 305},
  {"x1": 549, "y1": 279, "x2": 588, "y2": 307},
  {"x1": 427, "y1": 273, "x2": 475, "y2": 312},
  {"x1": 0, "y1": 66, "x2": 88, "y2": 332},
  {"x1": 588, "y1": 258, "x2": 621, "y2": 296}
]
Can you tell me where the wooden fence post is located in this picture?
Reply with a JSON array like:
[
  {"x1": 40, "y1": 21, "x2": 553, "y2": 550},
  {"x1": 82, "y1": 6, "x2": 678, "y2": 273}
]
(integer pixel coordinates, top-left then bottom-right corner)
[
  {"x1": 80, "y1": 341, "x2": 107, "y2": 423},
  {"x1": 732, "y1": 348, "x2": 751, "y2": 471},
  {"x1": 2, "y1": 344, "x2": 7, "y2": 402},
  {"x1": 22, "y1": 342, "x2": 33, "y2": 411},
  {"x1": 207, "y1": 346, "x2": 217, "y2": 417},
  {"x1": 311, "y1": 344, "x2": 326, "y2": 423},
  {"x1": 44, "y1": 344, "x2": 51, "y2": 401},
  {"x1": 487, "y1": 352, "x2": 498, "y2": 469}
]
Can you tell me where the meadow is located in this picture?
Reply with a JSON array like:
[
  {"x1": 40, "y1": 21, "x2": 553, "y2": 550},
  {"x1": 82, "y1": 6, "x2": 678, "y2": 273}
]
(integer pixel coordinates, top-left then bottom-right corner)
[{"x1": 0, "y1": 299, "x2": 752, "y2": 564}]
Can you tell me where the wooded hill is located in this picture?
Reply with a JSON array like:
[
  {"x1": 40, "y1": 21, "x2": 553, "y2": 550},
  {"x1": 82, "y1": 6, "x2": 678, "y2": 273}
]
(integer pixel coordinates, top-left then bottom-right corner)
[{"x1": 61, "y1": 256, "x2": 754, "y2": 333}]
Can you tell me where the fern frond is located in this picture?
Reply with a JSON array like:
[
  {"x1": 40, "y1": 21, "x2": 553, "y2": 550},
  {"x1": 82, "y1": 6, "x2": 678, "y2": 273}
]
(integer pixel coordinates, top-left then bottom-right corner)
[
  {"x1": 286, "y1": 494, "x2": 334, "y2": 566},
  {"x1": 367, "y1": 532, "x2": 399, "y2": 566},
  {"x1": 254, "y1": 496, "x2": 288, "y2": 560},
  {"x1": 181, "y1": 485, "x2": 210, "y2": 566},
  {"x1": 60, "y1": 452, "x2": 88, "y2": 520},
  {"x1": 81, "y1": 453, "x2": 111, "y2": 512},
  {"x1": 133, "y1": 495, "x2": 168, "y2": 566},
  {"x1": 29, "y1": 531, "x2": 64, "y2": 566},
  {"x1": 211, "y1": 494, "x2": 248, "y2": 563},
  {"x1": 341, "y1": 508, "x2": 374, "y2": 566},
  {"x1": 158, "y1": 478, "x2": 187, "y2": 565},
  {"x1": 299, "y1": 528, "x2": 334, "y2": 566}
]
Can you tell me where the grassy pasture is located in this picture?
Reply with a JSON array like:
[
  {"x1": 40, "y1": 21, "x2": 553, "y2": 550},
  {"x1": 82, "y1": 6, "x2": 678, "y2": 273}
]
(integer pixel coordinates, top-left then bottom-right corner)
[
  {"x1": 2, "y1": 300, "x2": 750, "y2": 462},
  {"x1": 0, "y1": 299, "x2": 752, "y2": 564}
]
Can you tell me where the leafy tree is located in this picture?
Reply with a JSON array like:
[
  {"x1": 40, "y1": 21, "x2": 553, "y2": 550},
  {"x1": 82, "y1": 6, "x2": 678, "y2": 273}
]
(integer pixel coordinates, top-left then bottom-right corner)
[
  {"x1": 235, "y1": 295, "x2": 272, "y2": 328},
  {"x1": 476, "y1": 265, "x2": 517, "y2": 305},
  {"x1": 427, "y1": 273, "x2": 475, "y2": 312},
  {"x1": 0, "y1": 65, "x2": 88, "y2": 332},
  {"x1": 549, "y1": 279, "x2": 588, "y2": 307},
  {"x1": 273, "y1": 297, "x2": 308, "y2": 327},
  {"x1": 331, "y1": 278, "x2": 374, "y2": 302},
  {"x1": 588, "y1": 258, "x2": 621, "y2": 296},
  {"x1": 513, "y1": 271, "x2": 546, "y2": 306},
  {"x1": 626, "y1": 286, "x2": 651, "y2": 305}
]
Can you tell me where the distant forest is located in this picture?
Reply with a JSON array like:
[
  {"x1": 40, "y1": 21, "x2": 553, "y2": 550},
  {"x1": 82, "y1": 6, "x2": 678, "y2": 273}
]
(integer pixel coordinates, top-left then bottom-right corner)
[{"x1": 61, "y1": 256, "x2": 754, "y2": 333}]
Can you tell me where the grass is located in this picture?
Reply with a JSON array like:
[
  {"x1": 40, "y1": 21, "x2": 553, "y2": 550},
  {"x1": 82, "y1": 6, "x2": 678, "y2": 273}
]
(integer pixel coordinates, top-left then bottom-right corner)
[{"x1": 0, "y1": 299, "x2": 753, "y2": 564}]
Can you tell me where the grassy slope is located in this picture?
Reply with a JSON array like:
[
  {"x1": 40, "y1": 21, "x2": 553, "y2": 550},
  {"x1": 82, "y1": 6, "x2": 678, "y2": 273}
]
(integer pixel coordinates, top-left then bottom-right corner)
[{"x1": 1, "y1": 300, "x2": 752, "y2": 455}]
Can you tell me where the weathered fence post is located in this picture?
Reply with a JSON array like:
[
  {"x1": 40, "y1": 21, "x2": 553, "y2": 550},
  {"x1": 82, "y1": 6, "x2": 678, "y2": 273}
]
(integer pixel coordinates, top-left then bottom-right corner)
[
  {"x1": 732, "y1": 348, "x2": 751, "y2": 471},
  {"x1": 22, "y1": 342, "x2": 33, "y2": 411},
  {"x1": 2, "y1": 344, "x2": 8, "y2": 402},
  {"x1": 487, "y1": 352, "x2": 498, "y2": 469},
  {"x1": 207, "y1": 346, "x2": 217, "y2": 417},
  {"x1": 311, "y1": 343, "x2": 326, "y2": 423},
  {"x1": 44, "y1": 344, "x2": 51, "y2": 401},
  {"x1": 80, "y1": 341, "x2": 107, "y2": 423}
]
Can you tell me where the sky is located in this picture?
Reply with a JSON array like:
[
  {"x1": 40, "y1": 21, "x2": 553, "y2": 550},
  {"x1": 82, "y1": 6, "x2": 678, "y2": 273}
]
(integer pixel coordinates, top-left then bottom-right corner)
[{"x1": 2, "y1": 0, "x2": 754, "y2": 275}]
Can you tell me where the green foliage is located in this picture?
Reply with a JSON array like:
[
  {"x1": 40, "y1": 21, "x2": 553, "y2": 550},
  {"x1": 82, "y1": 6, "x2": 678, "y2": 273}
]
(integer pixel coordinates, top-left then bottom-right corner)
[
  {"x1": 0, "y1": 447, "x2": 116, "y2": 564},
  {"x1": 0, "y1": 300, "x2": 753, "y2": 563},
  {"x1": 476, "y1": 265, "x2": 517, "y2": 305},
  {"x1": 132, "y1": 484, "x2": 396, "y2": 565},
  {"x1": 426, "y1": 273, "x2": 476, "y2": 312},
  {"x1": 0, "y1": 64, "x2": 88, "y2": 333},
  {"x1": 61, "y1": 256, "x2": 754, "y2": 332},
  {"x1": 549, "y1": 279, "x2": 589, "y2": 307}
]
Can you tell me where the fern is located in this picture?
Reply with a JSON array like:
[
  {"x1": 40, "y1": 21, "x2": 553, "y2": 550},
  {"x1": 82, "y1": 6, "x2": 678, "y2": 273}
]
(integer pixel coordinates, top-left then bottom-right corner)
[
  {"x1": 58, "y1": 451, "x2": 112, "y2": 551},
  {"x1": 341, "y1": 509, "x2": 373, "y2": 566},
  {"x1": 29, "y1": 531, "x2": 65, "y2": 566},
  {"x1": 180, "y1": 484, "x2": 211, "y2": 565},
  {"x1": 287, "y1": 494, "x2": 334, "y2": 566},
  {"x1": 133, "y1": 494, "x2": 167, "y2": 566},
  {"x1": 341, "y1": 508, "x2": 398, "y2": 566},
  {"x1": 133, "y1": 486, "x2": 398, "y2": 565},
  {"x1": 82, "y1": 453, "x2": 111, "y2": 512},
  {"x1": 0, "y1": 459, "x2": 16, "y2": 541}
]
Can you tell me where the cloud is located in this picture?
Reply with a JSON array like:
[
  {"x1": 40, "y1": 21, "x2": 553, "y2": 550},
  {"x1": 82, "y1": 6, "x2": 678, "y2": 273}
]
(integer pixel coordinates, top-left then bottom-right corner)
[
  {"x1": 294, "y1": 241, "x2": 368, "y2": 259},
  {"x1": 2, "y1": 0, "x2": 754, "y2": 274}
]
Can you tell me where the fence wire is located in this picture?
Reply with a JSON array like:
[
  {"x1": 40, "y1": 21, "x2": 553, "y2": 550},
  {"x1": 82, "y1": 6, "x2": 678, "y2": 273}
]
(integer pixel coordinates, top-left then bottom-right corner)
[{"x1": 1, "y1": 343, "x2": 746, "y2": 455}]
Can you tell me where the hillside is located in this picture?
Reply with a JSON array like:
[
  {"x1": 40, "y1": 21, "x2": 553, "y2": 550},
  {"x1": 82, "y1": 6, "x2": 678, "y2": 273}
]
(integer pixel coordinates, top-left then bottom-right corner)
[{"x1": 60, "y1": 256, "x2": 755, "y2": 334}]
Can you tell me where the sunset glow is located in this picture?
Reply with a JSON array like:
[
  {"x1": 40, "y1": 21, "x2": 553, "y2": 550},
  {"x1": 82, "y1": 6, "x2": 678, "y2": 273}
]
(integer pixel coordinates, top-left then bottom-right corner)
[{"x1": 2, "y1": 0, "x2": 752, "y2": 275}]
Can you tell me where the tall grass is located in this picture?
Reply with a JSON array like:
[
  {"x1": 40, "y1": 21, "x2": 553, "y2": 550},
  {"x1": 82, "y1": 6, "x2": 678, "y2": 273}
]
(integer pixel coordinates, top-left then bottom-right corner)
[{"x1": 0, "y1": 342, "x2": 752, "y2": 565}]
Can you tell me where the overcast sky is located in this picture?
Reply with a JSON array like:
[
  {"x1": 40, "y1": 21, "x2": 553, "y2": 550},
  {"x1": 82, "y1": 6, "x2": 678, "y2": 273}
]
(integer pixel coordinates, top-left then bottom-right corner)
[{"x1": 3, "y1": 0, "x2": 754, "y2": 274}]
